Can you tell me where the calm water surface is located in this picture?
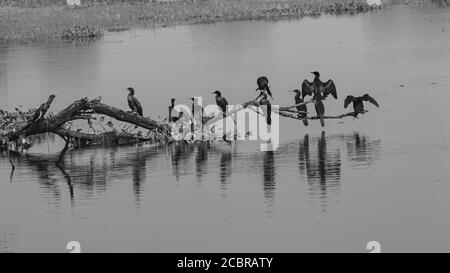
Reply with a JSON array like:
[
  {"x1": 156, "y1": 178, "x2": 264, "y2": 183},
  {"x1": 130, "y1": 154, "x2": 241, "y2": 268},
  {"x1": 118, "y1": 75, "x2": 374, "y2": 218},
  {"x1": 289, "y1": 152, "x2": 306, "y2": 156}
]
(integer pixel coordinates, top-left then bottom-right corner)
[{"x1": 1, "y1": 4, "x2": 450, "y2": 252}]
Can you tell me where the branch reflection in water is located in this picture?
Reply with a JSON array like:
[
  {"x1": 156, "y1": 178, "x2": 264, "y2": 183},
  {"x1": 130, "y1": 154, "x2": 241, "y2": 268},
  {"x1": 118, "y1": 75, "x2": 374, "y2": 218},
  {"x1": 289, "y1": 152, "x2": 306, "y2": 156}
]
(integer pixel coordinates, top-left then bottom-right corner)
[{"x1": 1, "y1": 132, "x2": 380, "y2": 216}]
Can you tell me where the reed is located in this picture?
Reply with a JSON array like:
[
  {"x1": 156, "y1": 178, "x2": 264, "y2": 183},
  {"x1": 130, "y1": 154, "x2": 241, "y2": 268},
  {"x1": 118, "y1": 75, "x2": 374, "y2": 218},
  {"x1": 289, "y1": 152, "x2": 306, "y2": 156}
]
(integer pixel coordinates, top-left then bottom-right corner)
[{"x1": 0, "y1": 0, "x2": 388, "y2": 44}]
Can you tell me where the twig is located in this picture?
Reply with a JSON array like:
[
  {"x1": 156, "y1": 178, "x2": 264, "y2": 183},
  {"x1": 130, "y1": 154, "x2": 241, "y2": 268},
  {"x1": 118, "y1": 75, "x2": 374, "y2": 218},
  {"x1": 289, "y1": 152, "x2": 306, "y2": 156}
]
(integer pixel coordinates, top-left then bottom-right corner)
[{"x1": 278, "y1": 99, "x2": 314, "y2": 111}]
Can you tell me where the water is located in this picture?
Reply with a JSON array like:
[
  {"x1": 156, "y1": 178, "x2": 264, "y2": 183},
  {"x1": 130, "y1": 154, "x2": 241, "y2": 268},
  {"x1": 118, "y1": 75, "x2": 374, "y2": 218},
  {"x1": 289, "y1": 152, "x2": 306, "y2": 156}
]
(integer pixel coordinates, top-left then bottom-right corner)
[{"x1": 1, "y1": 4, "x2": 450, "y2": 252}]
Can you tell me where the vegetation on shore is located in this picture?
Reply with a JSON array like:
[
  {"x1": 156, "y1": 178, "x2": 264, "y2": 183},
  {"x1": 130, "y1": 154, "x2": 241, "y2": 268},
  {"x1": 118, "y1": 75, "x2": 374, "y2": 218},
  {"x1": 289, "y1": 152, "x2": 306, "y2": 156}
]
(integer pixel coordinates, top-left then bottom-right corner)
[
  {"x1": 0, "y1": 0, "x2": 388, "y2": 44},
  {"x1": 0, "y1": 0, "x2": 444, "y2": 44}
]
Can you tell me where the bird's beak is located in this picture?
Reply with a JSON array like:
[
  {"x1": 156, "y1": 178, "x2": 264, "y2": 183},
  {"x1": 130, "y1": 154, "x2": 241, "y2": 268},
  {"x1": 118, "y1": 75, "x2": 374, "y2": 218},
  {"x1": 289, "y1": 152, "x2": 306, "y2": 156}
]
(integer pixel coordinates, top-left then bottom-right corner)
[
  {"x1": 288, "y1": 90, "x2": 294, "y2": 93},
  {"x1": 310, "y1": 72, "x2": 315, "y2": 75},
  {"x1": 211, "y1": 92, "x2": 216, "y2": 94}
]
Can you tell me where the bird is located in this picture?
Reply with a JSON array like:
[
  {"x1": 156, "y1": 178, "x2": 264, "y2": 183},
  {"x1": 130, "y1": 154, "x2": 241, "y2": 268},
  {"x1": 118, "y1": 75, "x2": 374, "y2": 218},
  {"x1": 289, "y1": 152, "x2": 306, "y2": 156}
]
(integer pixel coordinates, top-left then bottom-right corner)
[
  {"x1": 289, "y1": 89, "x2": 308, "y2": 126},
  {"x1": 212, "y1": 90, "x2": 235, "y2": 142},
  {"x1": 344, "y1": 94, "x2": 379, "y2": 117},
  {"x1": 126, "y1": 87, "x2": 143, "y2": 116},
  {"x1": 212, "y1": 90, "x2": 229, "y2": 117},
  {"x1": 255, "y1": 76, "x2": 273, "y2": 99},
  {"x1": 302, "y1": 71, "x2": 337, "y2": 127},
  {"x1": 255, "y1": 76, "x2": 273, "y2": 125}
]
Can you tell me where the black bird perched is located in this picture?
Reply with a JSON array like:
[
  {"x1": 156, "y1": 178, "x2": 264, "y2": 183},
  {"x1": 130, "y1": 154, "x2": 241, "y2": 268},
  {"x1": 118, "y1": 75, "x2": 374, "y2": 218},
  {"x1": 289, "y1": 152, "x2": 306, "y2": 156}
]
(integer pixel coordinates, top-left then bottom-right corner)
[
  {"x1": 302, "y1": 71, "x2": 337, "y2": 127},
  {"x1": 255, "y1": 76, "x2": 273, "y2": 125},
  {"x1": 212, "y1": 90, "x2": 229, "y2": 117},
  {"x1": 289, "y1": 89, "x2": 308, "y2": 126},
  {"x1": 212, "y1": 90, "x2": 235, "y2": 142},
  {"x1": 126, "y1": 87, "x2": 143, "y2": 116},
  {"x1": 344, "y1": 94, "x2": 379, "y2": 117},
  {"x1": 255, "y1": 76, "x2": 273, "y2": 99}
]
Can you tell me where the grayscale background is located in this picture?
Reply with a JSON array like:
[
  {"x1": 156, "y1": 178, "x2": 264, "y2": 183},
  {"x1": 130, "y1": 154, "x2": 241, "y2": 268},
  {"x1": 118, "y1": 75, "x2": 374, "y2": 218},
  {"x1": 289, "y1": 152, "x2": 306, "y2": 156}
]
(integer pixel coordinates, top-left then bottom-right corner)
[{"x1": 1, "y1": 1, "x2": 449, "y2": 252}]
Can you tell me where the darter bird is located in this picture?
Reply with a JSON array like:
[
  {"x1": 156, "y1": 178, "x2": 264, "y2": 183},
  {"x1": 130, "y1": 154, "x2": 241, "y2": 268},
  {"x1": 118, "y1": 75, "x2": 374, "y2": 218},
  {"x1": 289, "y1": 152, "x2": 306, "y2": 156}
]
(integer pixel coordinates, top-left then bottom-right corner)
[
  {"x1": 212, "y1": 90, "x2": 235, "y2": 142},
  {"x1": 289, "y1": 89, "x2": 309, "y2": 126},
  {"x1": 302, "y1": 71, "x2": 337, "y2": 127},
  {"x1": 126, "y1": 87, "x2": 143, "y2": 116},
  {"x1": 212, "y1": 90, "x2": 229, "y2": 117},
  {"x1": 255, "y1": 76, "x2": 273, "y2": 99},
  {"x1": 344, "y1": 94, "x2": 379, "y2": 117},
  {"x1": 255, "y1": 76, "x2": 273, "y2": 125}
]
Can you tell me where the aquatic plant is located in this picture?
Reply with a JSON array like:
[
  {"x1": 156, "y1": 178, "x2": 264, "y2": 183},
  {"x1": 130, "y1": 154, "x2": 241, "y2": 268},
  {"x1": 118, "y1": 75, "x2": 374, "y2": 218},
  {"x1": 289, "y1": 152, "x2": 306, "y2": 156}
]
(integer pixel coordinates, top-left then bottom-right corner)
[
  {"x1": 61, "y1": 25, "x2": 103, "y2": 40},
  {"x1": 0, "y1": 0, "x2": 388, "y2": 44}
]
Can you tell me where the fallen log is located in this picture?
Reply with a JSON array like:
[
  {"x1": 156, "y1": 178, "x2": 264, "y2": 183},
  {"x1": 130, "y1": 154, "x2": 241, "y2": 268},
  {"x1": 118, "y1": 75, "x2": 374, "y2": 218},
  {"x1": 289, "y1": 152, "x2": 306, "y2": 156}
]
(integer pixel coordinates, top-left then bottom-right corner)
[
  {"x1": 277, "y1": 110, "x2": 368, "y2": 121},
  {"x1": 1, "y1": 95, "x2": 169, "y2": 149},
  {"x1": 204, "y1": 99, "x2": 259, "y2": 126}
]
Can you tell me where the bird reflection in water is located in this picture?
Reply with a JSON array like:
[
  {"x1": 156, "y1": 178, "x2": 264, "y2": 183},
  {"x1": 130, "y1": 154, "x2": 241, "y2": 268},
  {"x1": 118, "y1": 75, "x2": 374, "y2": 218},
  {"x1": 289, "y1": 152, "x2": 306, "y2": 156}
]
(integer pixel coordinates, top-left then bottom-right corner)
[
  {"x1": 298, "y1": 132, "x2": 341, "y2": 211},
  {"x1": 195, "y1": 141, "x2": 210, "y2": 184},
  {"x1": 64, "y1": 146, "x2": 160, "y2": 209},
  {"x1": 4, "y1": 144, "x2": 162, "y2": 210},
  {"x1": 219, "y1": 150, "x2": 232, "y2": 197},
  {"x1": 263, "y1": 151, "x2": 276, "y2": 215},
  {"x1": 170, "y1": 141, "x2": 196, "y2": 181},
  {"x1": 131, "y1": 149, "x2": 148, "y2": 208},
  {"x1": 345, "y1": 132, "x2": 381, "y2": 167}
]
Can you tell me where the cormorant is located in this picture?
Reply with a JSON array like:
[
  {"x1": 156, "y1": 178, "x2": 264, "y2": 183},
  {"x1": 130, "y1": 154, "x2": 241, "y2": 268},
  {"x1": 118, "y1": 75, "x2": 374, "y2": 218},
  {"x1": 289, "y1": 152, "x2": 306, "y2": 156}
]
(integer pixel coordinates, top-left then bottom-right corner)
[
  {"x1": 212, "y1": 90, "x2": 235, "y2": 142},
  {"x1": 255, "y1": 76, "x2": 273, "y2": 125},
  {"x1": 289, "y1": 89, "x2": 308, "y2": 126},
  {"x1": 212, "y1": 90, "x2": 229, "y2": 117},
  {"x1": 255, "y1": 76, "x2": 273, "y2": 99},
  {"x1": 344, "y1": 94, "x2": 379, "y2": 117},
  {"x1": 126, "y1": 87, "x2": 143, "y2": 116},
  {"x1": 302, "y1": 71, "x2": 337, "y2": 127}
]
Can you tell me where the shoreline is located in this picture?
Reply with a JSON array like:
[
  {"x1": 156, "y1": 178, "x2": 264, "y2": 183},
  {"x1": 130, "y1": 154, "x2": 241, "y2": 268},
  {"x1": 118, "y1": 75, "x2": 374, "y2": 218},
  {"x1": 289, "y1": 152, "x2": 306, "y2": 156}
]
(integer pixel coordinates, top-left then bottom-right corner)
[
  {"x1": 0, "y1": 0, "x2": 433, "y2": 46},
  {"x1": 0, "y1": 0, "x2": 384, "y2": 45}
]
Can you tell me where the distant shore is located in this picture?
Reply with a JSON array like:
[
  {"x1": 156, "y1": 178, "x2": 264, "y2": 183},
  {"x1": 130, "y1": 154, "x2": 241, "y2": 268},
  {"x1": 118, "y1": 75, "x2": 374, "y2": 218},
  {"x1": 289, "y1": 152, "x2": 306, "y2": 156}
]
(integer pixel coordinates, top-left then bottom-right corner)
[{"x1": 0, "y1": 0, "x2": 431, "y2": 45}]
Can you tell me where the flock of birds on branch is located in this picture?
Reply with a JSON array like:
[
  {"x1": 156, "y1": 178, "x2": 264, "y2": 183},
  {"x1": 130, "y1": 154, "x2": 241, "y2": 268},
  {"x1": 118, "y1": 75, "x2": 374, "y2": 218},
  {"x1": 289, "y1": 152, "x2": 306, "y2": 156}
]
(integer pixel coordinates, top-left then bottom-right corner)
[{"x1": 126, "y1": 71, "x2": 380, "y2": 128}]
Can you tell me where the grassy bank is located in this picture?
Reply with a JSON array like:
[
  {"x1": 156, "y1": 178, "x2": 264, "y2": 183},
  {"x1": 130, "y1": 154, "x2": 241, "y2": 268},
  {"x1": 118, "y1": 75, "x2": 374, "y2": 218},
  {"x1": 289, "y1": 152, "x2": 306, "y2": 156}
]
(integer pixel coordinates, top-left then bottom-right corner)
[{"x1": 0, "y1": 0, "x2": 433, "y2": 44}]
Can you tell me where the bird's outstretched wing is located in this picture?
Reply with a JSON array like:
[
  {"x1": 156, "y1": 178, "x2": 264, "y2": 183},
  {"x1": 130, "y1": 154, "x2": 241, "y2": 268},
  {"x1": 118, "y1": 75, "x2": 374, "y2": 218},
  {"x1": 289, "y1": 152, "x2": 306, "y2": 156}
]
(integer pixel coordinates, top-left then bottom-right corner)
[
  {"x1": 362, "y1": 94, "x2": 379, "y2": 107},
  {"x1": 301, "y1": 79, "x2": 314, "y2": 99},
  {"x1": 323, "y1": 80, "x2": 337, "y2": 99},
  {"x1": 344, "y1": 95, "x2": 354, "y2": 109}
]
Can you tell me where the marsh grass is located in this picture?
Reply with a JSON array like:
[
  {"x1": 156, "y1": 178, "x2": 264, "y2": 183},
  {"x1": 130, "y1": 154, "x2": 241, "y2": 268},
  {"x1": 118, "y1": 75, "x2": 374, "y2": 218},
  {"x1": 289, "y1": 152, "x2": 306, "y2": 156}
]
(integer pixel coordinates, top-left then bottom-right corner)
[{"x1": 0, "y1": 0, "x2": 432, "y2": 44}]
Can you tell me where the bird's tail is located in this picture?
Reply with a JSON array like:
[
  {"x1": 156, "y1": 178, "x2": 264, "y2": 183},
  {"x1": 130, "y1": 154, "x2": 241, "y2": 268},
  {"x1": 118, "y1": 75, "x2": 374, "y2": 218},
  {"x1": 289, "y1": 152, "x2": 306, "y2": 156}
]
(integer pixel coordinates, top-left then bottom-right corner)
[
  {"x1": 266, "y1": 86, "x2": 273, "y2": 99},
  {"x1": 266, "y1": 104, "x2": 272, "y2": 125},
  {"x1": 320, "y1": 117, "x2": 325, "y2": 127}
]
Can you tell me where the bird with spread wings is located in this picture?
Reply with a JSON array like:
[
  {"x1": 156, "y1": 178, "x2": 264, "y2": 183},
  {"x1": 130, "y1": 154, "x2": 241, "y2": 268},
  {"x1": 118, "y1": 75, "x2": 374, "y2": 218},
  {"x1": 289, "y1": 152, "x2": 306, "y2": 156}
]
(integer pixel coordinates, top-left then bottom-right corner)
[
  {"x1": 301, "y1": 71, "x2": 337, "y2": 127},
  {"x1": 344, "y1": 94, "x2": 379, "y2": 117}
]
